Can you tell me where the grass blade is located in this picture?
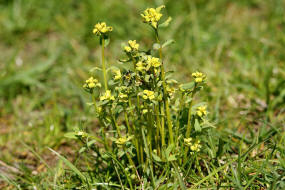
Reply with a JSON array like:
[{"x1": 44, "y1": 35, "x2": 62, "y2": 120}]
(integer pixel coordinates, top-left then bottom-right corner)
[
  {"x1": 48, "y1": 148, "x2": 86, "y2": 182},
  {"x1": 172, "y1": 162, "x2": 187, "y2": 190},
  {"x1": 0, "y1": 173, "x2": 21, "y2": 190}
]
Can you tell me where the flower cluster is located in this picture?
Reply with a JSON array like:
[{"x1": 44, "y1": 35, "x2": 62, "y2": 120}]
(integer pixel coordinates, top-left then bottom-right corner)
[
  {"x1": 124, "y1": 40, "x2": 140, "y2": 53},
  {"x1": 112, "y1": 69, "x2": 122, "y2": 81},
  {"x1": 115, "y1": 136, "x2": 132, "y2": 147},
  {"x1": 83, "y1": 77, "x2": 101, "y2": 91},
  {"x1": 136, "y1": 61, "x2": 145, "y2": 72},
  {"x1": 142, "y1": 107, "x2": 148, "y2": 114},
  {"x1": 141, "y1": 5, "x2": 165, "y2": 28},
  {"x1": 192, "y1": 71, "x2": 206, "y2": 83},
  {"x1": 196, "y1": 105, "x2": 207, "y2": 118},
  {"x1": 134, "y1": 56, "x2": 161, "y2": 74},
  {"x1": 76, "y1": 131, "x2": 87, "y2": 137},
  {"x1": 184, "y1": 138, "x2": 202, "y2": 153},
  {"x1": 100, "y1": 90, "x2": 115, "y2": 101},
  {"x1": 142, "y1": 90, "x2": 155, "y2": 101},
  {"x1": 93, "y1": 22, "x2": 113, "y2": 36},
  {"x1": 166, "y1": 85, "x2": 175, "y2": 98},
  {"x1": 190, "y1": 140, "x2": 202, "y2": 152},
  {"x1": 184, "y1": 138, "x2": 192, "y2": 146},
  {"x1": 118, "y1": 92, "x2": 128, "y2": 103},
  {"x1": 147, "y1": 56, "x2": 161, "y2": 68}
]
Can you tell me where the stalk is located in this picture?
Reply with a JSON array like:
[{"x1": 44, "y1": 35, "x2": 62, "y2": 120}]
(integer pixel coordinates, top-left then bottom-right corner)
[
  {"x1": 131, "y1": 57, "x2": 144, "y2": 165},
  {"x1": 101, "y1": 38, "x2": 108, "y2": 90},
  {"x1": 155, "y1": 106, "x2": 163, "y2": 154},
  {"x1": 175, "y1": 93, "x2": 184, "y2": 143},
  {"x1": 150, "y1": 67, "x2": 163, "y2": 152},
  {"x1": 92, "y1": 94, "x2": 109, "y2": 150},
  {"x1": 132, "y1": 57, "x2": 141, "y2": 114},
  {"x1": 185, "y1": 84, "x2": 196, "y2": 138},
  {"x1": 140, "y1": 141, "x2": 144, "y2": 165},
  {"x1": 124, "y1": 111, "x2": 131, "y2": 134},
  {"x1": 155, "y1": 29, "x2": 174, "y2": 145},
  {"x1": 125, "y1": 151, "x2": 140, "y2": 180},
  {"x1": 110, "y1": 109, "x2": 121, "y2": 137},
  {"x1": 147, "y1": 106, "x2": 153, "y2": 152},
  {"x1": 160, "y1": 104, "x2": 165, "y2": 147},
  {"x1": 126, "y1": 96, "x2": 141, "y2": 166},
  {"x1": 184, "y1": 85, "x2": 196, "y2": 161},
  {"x1": 125, "y1": 107, "x2": 140, "y2": 165}
]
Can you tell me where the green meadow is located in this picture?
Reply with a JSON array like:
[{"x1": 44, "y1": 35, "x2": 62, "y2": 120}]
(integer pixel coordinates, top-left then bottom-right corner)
[{"x1": 0, "y1": 0, "x2": 284, "y2": 189}]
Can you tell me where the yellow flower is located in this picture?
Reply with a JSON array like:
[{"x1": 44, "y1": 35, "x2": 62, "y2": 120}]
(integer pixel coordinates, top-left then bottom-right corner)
[
  {"x1": 115, "y1": 136, "x2": 133, "y2": 146},
  {"x1": 124, "y1": 40, "x2": 139, "y2": 54},
  {"x1": 93, "y1": 22, "x2": 113, "y2": 36},
  {"x1": 88, "y1": 82, "x2": 95, "y2": 88},
  {"x1": 196, "y1": 105, "x2": 207, "y2": 117},
  {"x1": 192, "y1": 71, "x2": 206, "y2": 83},
  {"x1": 142, "y1": 90, "x2": 155, "y2": 100},
  {"x1": 141, "y1": 5, "x2": 165, "y2": 28},
  {"x1": 118, "y1": 92, "x2": 128, "y2": 102},
  {"x1": 147, "y1": 56, "x2": 161, "y2": 68},
  {"x1": 100, "y1": 90, "x2": 115, "y2": 101},
  {"x1": 115, "y1": 137, "x2": 128, "y2": 146},
  {"x1": 113, "y1": 69, "x2": 122, "y2": 80},
  {"x1": 195, "y1": 78, "x2": 203, "y2": 83},
  {"x1": 83, "y1": 77, "x2": 101, "y2": 89},
  {"x1": 128, "y1": 40, "x2": 139, "y2": 50},
  {"x1": 136, "y1": 61, "x2": 145, "y2": 72},
  {"x1": 166, "y1": 86, "x2": 175, "y2": 98},
  {"x1": 77, "y1": 131, "x2": 85, "y2": 137},
  {"x1": 142, "y1": 109, "x2": 148, "y2": 114},
  {"x1": 184, "y1": 138, "x2": 192, "y2": 146},
  {"x1": 184, "y1": 138, "x2": 201, "y2": 152},
  {"x1": 190, "y1": 140, "x2": 201, "y2": 152},
  {"x1": 124, "y1": 46, "x2": 131, "y2": 52}
]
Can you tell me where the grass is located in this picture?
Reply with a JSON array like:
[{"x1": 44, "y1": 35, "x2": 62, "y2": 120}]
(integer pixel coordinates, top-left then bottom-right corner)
[{"x1": 0, "y1": 0, "x2": 285, "y2": 189}]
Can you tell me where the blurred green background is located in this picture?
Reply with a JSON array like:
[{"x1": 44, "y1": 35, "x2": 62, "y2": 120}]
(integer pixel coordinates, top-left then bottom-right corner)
[{"x1": 0, "y1": 0, "x2": 284, "y2": 188}]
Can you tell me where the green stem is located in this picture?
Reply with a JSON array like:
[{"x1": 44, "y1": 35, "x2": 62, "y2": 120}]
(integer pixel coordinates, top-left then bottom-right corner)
[
  {"x1": 155, "y1": 106, "x2": 163, "y2": 152},
  {"x1": 140, "y1": 141, "x2": 144, "y2": 165},
  {"x1": 155, "y1": 29, "x2": 174, "y2": 145},
  {"x1": 132, "y1": 57, "x2": 141, "y2": 115},
  {"x1": 124, "y1": 146, "x2": 136, "y2": 170},
  {"x1": 110, "y1": 109, "x2": 121, "y2": 137},
  {"x1": 124, "y1": 108, "x2": 140, "y2": 165},
  {"x1": 147, "y1": 106, "x2": 153, "y2": 152},
  {"x1": 91, "y1": 94, "x2": 98, "y2": 112},
  {"x1": 126, "y1": 97, "x2": 142, "y2": 166},
  {"x1": 124, "y1": 111, "x2": 131, "y2": 134},
  {"x1": 92, "y1": 94, "x2": 109, "y2": 150},
  {"x1": 101, "y1": 38, "x2": 108, "y2": 90},
  {"x1": 160, "y1": 102, "x2": 165, "y2": 147},
  {"x1": 184, "y1": 85, "x2": 197, "y2": 162},
  {"x1": 131, "y1": 58, "x2": 143, "y2": 165},
  {"x1": 185, "y1": 85, "x2": 196, "y2": 138},
  {"x1": 175, "y1": 93, "x2": 184, "y2": 143}
]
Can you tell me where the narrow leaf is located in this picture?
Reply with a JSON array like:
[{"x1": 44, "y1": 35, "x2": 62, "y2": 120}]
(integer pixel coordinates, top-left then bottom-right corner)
[
  {"x1": 48, "y1": 148, "x2": 86, "y2": 182},
  {"x1": 162, "y1": 39, "x2": 175, "y2": 48},
  {"x1": 194, "y1": 119, "x2": 201, "y2": 132},
  {"x1": 159, "y1": 16, "x2": 172, "y2": 28}
]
